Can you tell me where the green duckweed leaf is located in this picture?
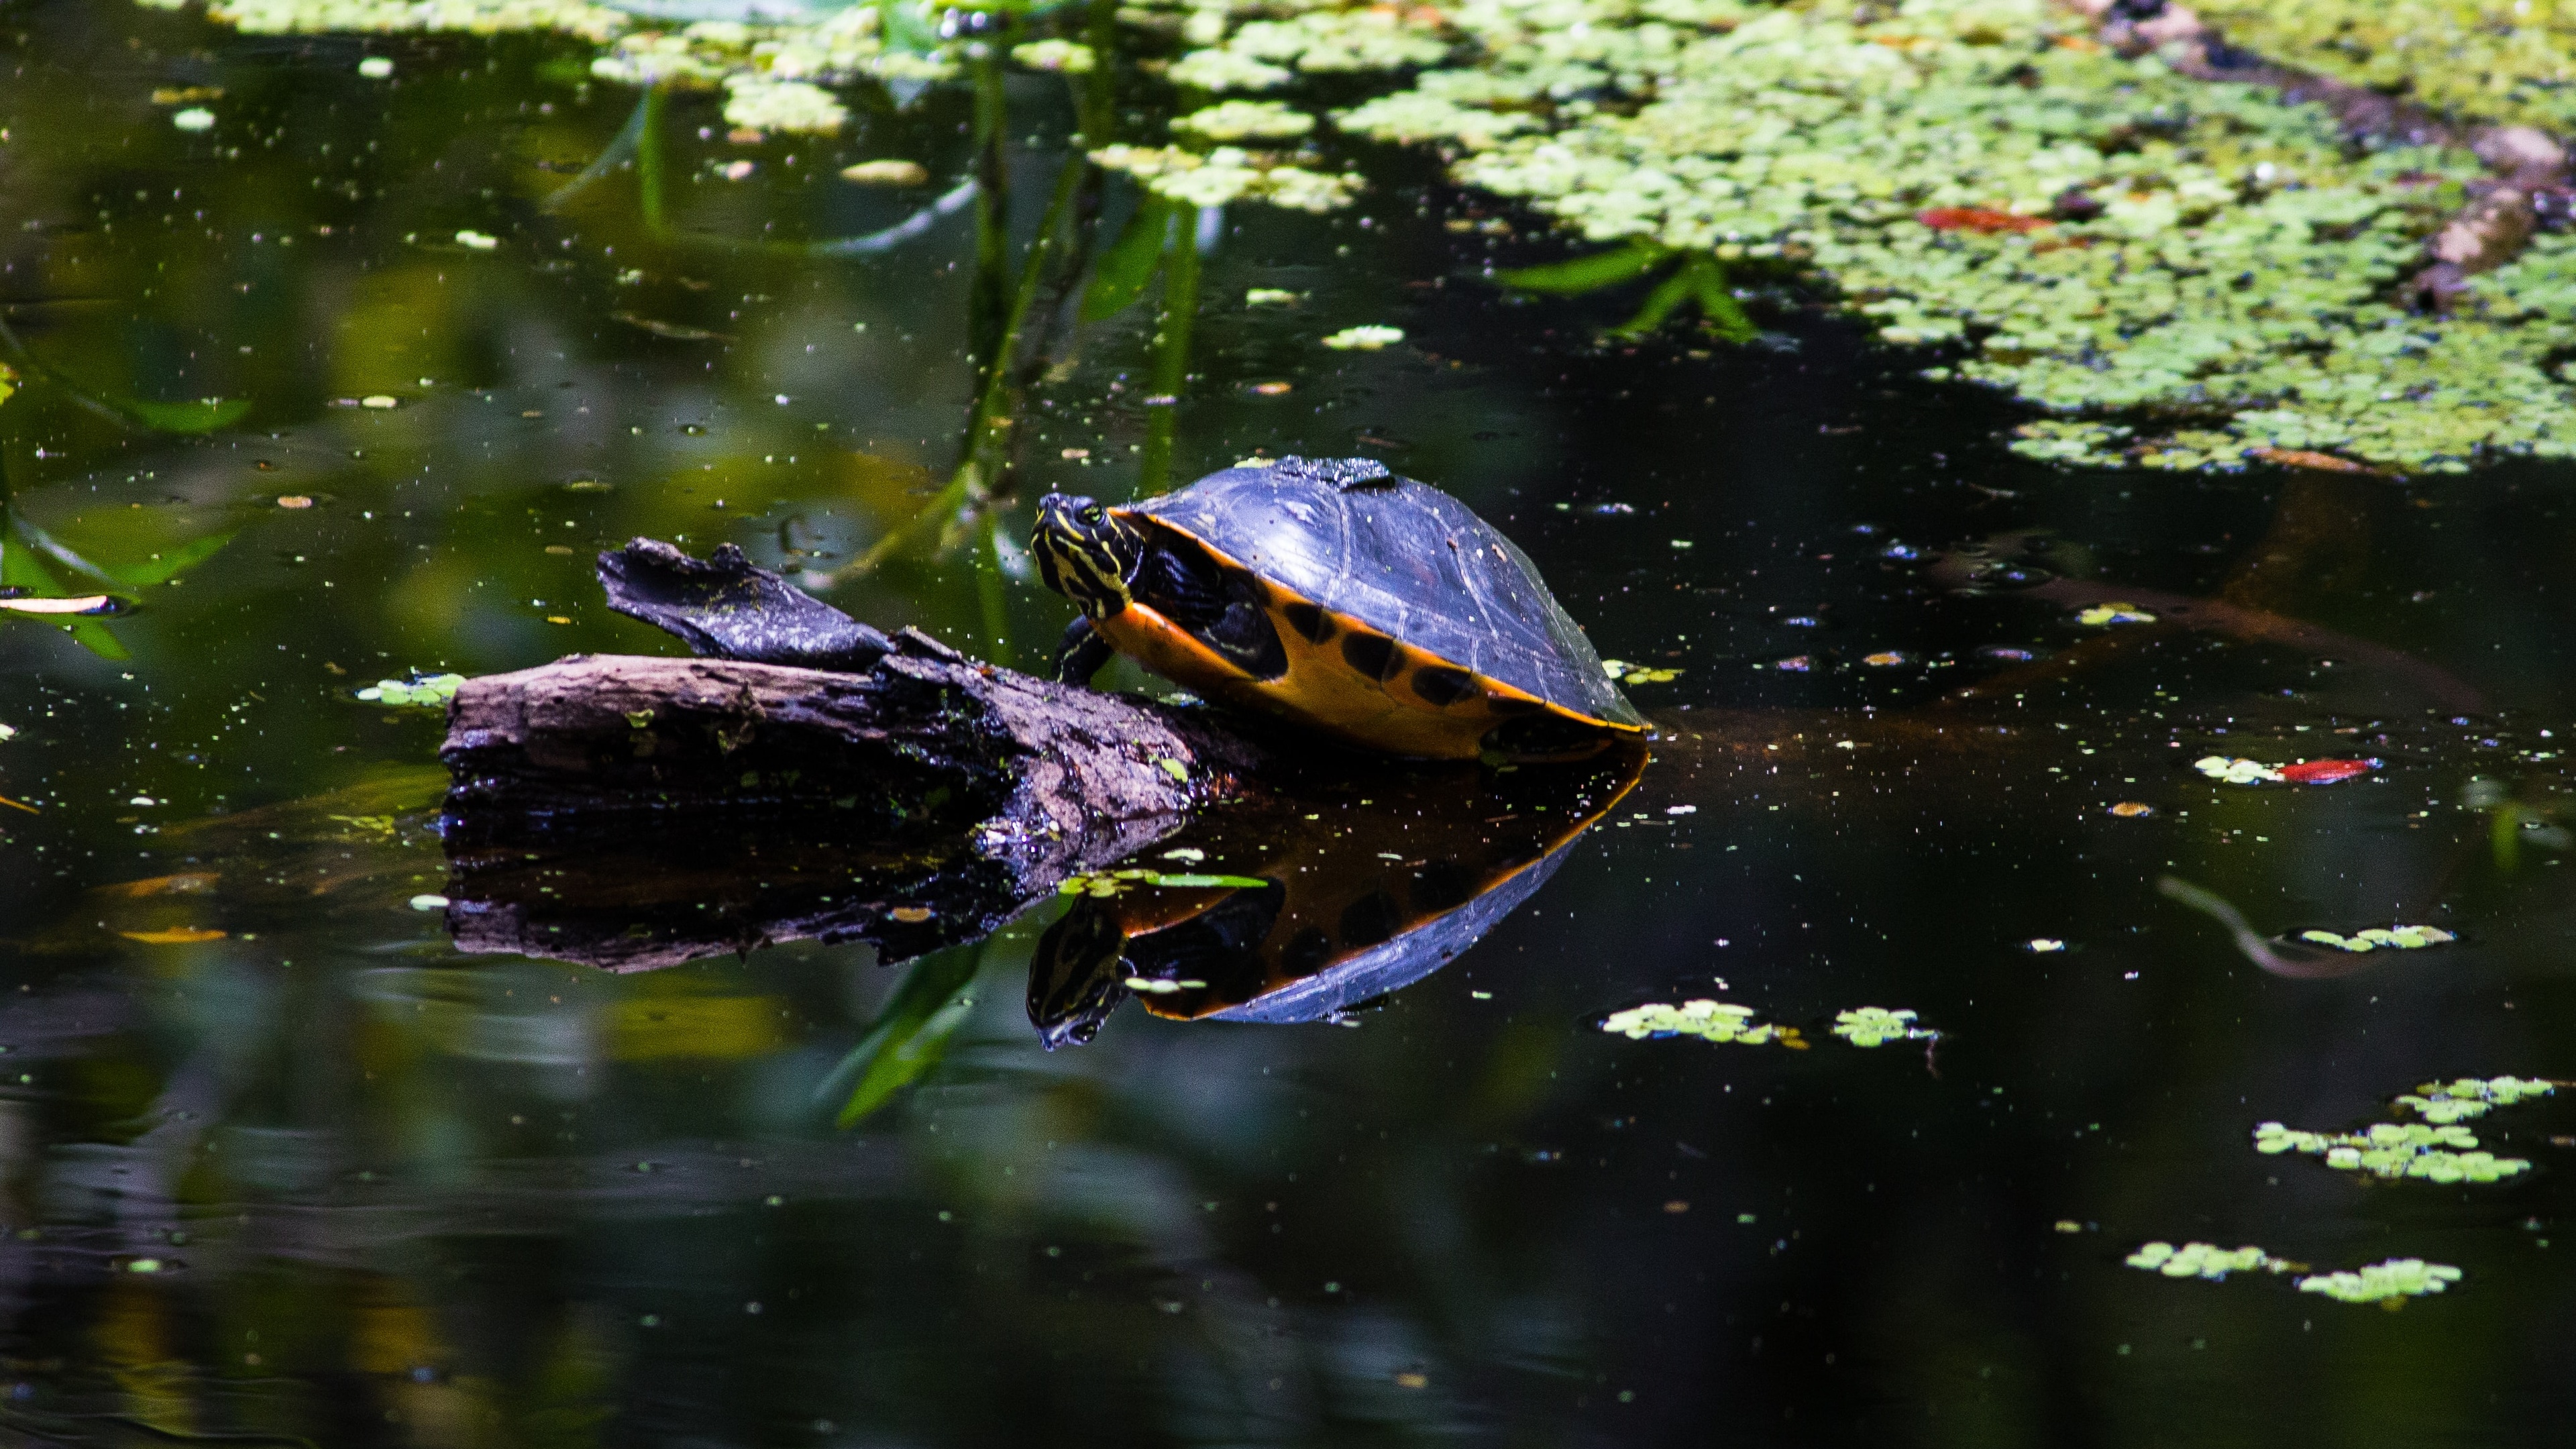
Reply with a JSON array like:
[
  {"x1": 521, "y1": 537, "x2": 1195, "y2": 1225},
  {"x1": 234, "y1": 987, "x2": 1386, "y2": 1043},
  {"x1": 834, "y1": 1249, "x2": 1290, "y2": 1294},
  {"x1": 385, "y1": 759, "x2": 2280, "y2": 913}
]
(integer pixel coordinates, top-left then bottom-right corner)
[
  {"x1": 1601, "y1": 999, "x2": 1805, "y2": 1048},
  {"x1": 356, "y1": 673, "x2": 466, "y2": 708},
  {"x1": 1830, "y1": 1006, "x2": 1932, "y2": 1049},
  {"x1": 2296, "y1": 1258, "x2": 2462, "y2": 1306},
  {"x1": 2123, "y1": 1240, "x2": 2290, "y2": 1281}
]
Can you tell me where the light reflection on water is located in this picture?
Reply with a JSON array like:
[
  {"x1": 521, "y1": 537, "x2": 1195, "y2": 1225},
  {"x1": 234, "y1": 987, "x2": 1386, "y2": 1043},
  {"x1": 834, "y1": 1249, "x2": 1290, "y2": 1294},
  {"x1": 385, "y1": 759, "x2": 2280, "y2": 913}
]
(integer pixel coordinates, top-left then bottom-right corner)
[{"x1": 0, "y1": 3, "x2": 2574, "y2": 1446}]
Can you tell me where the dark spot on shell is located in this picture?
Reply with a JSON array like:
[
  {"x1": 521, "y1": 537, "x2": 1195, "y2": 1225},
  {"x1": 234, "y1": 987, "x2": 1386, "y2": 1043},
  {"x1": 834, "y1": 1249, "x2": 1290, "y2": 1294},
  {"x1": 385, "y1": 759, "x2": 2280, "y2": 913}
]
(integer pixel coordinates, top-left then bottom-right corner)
[
  {"x1": 1281, "y1": 600, "x2": 1335, "y2": 643},
  {"x1": 1338, "y1": 891, "x2": 1401, "y2": 950},
  {"x1": 1409, "y1": 665, "x2": 1480, "y2": 708},
  {"x1": 1218, "y1": 562, "x2": 1266, "y2": 598},
  {"x1": 1483, "y1": 690, "x2": 1545, "y2": 715},
  {"x1": 1340, "y1": 631, "x2": 1401, "y2": 682}
]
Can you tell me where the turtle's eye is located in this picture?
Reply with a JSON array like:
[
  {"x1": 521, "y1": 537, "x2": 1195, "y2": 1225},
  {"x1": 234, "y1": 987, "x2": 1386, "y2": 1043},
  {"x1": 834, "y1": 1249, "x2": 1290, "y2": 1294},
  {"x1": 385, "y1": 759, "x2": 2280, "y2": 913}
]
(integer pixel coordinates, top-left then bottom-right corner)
[{"x1": 1081, "y1": 506, "x2": 1104, "y2": 524}]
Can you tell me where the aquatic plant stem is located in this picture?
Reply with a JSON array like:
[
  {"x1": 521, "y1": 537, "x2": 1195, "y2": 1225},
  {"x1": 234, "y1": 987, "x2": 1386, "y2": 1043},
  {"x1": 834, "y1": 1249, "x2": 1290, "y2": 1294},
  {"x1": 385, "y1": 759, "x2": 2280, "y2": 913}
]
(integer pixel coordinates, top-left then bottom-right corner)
[
  {"x1": 1133, "y1": 209, "x2": 1201, "y2": 499},
  {"x1": 969, "y1": 44, "x2": 1012, "y2": 375},
  {"x1": 961, "y1": 152, "x2": 1091, "y2": 480},
  {"x1": 539, "y1": 89, "x2": 649, "y2": 213},
  {"x1": 828, "y1": 154, "x2": 1091, "y2": 588},
  {"x1": 975, "y1": 512, "x2": 1013, "y2": 664},
  {"x1": 637, "y1": 85, "x2": 669, "y2": 237}
]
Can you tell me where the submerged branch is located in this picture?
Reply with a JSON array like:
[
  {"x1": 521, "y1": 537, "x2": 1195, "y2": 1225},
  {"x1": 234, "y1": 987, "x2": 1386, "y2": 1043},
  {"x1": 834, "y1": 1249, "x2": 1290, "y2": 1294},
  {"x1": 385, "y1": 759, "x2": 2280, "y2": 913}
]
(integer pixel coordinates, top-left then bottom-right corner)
[{"x1": 2061, "y1": 0, "x2": 2571, "y2": 307}]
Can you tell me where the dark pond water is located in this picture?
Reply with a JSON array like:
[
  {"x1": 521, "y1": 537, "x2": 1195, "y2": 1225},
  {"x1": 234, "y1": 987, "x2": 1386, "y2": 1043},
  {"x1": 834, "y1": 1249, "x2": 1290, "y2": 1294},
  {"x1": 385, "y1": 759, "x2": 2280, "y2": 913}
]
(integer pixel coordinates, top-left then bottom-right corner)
[{"x1": 6, "y1": 5, "x2": 2576, "y2": 1445}]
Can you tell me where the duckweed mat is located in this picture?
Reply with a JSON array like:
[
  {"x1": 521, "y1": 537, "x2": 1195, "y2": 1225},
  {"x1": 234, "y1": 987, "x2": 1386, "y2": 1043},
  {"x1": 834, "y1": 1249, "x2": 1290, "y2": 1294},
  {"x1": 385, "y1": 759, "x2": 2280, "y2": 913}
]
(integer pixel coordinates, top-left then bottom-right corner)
[{"x1": 135, "y1": 0, "x2": 2576, "y2": 474}]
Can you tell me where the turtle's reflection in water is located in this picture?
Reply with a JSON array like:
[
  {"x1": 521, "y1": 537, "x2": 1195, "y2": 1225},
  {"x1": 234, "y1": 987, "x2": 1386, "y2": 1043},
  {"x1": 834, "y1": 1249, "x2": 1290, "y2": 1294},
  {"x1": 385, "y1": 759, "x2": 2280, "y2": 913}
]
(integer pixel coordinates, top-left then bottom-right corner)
[{"x1": 1031, "y1": 740, "x2": 1646, "y2": 1045}]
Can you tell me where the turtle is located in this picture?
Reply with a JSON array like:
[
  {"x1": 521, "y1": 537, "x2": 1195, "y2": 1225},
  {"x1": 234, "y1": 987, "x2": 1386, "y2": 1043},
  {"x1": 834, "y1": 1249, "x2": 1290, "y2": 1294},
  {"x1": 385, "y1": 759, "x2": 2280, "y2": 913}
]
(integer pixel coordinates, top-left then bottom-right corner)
[
  {"x1": 1028, "y1": 741, "x2": 1646, "y2": 1046},
  {"x1": 1030, "y1": 455, "x2": 1646, "y2": 759}
]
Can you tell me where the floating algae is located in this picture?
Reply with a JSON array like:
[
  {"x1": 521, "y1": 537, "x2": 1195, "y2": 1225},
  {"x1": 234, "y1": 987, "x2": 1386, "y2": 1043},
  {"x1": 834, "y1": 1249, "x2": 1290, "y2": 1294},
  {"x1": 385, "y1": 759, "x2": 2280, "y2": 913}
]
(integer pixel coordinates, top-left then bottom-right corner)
[
  {"x1": 2196, "y1": 0, "x2": 2576, "y2": 137},
  {"x1": 1321, "y1": 324, "x2": 1405, "y2": 350},
  {"x1": 152, "y1": 0, "x2": 2576, "y2": 458},
  {"x1": 1175, "y1": 99, "x2": 1318, "y2": 142},
  {"x1": 2296, "y1": 924, "x2": 2457, "y2": 954},
  {"x1": 356, "y1": 672, "x2": 466, "y2": 707},
  {"x1": 139, "y1": 0, "x2": 634, "y2": 42},
  {"x1": 2297, "y1": 1258, "x2": 2463, "y2": 1307},
  {"x1": 2393, "y1": 1075, "x2": 2557, "y2": 1124},
  {"x1": 1601, "y1": 1000, "x2": 1943, "y2": 1049},
  {"x1": 1012, "y1": 38, "x2": 1097, "y2": 74},
  {"x1": 2254, "y1": 1120, "x2": 2531, "y2": 1183},
  {"x1": 2124, "y1": 1241, "x2": 2462, "y2": 1309},
  {"x1": 1829, "y1": 1006, "x2": 1936, "y2": 1048},
  {"x1": 2252, "y1": 1077, "x2": 2555, "y2": 1182},
  {"x1": 1600, "y1": 999, "x2": 1804, "y2": 1047},
  {"x1": 1320, "y1": 0, "x2": 2576, "y2": 473},
  {"x1": 142, "y1": 0, "x2": 900, "y2": 133},
  {"x1": 1089, "y1": 144, "x2": 1360, "y2": 211},
  {"x1": 2131, "y1": 1075, "x2": 2548, "y2": 1308},
  {"x1": 2124, "y1": 1240, "x2": 2294, "y2": 1281}
]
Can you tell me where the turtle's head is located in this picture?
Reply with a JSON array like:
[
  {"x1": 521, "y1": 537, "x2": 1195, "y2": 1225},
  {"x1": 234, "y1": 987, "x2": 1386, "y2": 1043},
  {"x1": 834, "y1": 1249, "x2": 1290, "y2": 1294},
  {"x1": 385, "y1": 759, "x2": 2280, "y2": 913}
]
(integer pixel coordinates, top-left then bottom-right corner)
[{"x1": 1034, "y1": 493, "x2": 1144, "y2": 619}]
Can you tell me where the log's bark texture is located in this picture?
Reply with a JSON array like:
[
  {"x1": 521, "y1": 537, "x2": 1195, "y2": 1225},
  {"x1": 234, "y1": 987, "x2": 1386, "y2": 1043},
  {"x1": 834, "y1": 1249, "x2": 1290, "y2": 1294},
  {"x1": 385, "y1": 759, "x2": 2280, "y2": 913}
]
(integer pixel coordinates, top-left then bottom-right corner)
[{"x1": 438, "y1": 629, "x2": 1269, "y2": 969}]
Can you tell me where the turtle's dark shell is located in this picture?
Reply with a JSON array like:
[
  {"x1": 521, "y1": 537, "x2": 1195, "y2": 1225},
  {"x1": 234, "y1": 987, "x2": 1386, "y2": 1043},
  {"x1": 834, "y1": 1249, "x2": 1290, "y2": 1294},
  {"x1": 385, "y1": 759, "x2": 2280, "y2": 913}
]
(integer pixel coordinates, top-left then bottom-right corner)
[{"x1": 1130, "y1": 459, "x2": 1644, "y2": 731}]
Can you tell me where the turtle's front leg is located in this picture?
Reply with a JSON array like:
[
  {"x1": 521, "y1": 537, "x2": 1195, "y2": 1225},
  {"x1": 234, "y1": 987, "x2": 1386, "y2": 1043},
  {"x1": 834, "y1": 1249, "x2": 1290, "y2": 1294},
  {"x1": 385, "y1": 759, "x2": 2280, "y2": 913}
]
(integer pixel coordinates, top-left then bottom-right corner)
[{"x1": 1055, "y1": 616, "x2": 1115, "y2": 684}]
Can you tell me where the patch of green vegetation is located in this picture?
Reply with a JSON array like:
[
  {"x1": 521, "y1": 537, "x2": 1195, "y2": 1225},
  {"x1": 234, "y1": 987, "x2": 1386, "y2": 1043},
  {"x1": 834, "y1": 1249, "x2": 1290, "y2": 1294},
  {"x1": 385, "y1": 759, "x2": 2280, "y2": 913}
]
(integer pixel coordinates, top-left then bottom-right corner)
[
  {"x1": 2298, "y1": 924, "x2": 2457, "y2": 953},
  {"x1": 145, "y1": 0, "x2": 905, "y2": 133},
  {"x1": 1165, "y1": 46, "x2": 1294, "y2": 92},
  {"x1": 356, "y1": 672, "x2": 466, "y2": 707},
  {"x1": 1014, "y1": 38, "x2": 1097, "y2": 74},
  {"x1": 1830, "y1": 1006, "x2": 1934, "y2": 1047},
  {"x1": 2196, "y1": 0, "x2": 2576, "y2": 137},
  {"x1": 2010, "y1": 419, "x2": 2130, "y2": 464},
  {"x1": 2252, "y1": 1072, "x2": 2555, "y2": 1181},
  {"x1": 1059, "y1": 867, "x2": 1271, "y2": 897},
  {"x1": 1220, "y1": 7, "x2": 1450, "y2": 74},
  {"x1": 2394, "y1": 1075, "x2": 2557, "y2": 1123},
  {"x1": 1322, "y1": 0, "x2": 2576, "y2": 473},
  {"x1": 148, "y1": 0, "x2": 632, "y2": 42},
  {"x1": 1603, "y1": 658, "x2": 1682, "y2": 684},
  {"x1": 2297, "y1": 1257, "x2": 2463, "y2": 1307},
  {"x1": 2125, "y1": 1240, "x2": 2292, "y2": 1280},
  {"x1": 1176, "y1": 99, "x2": 1317, "y2": 141},
  {"x1": 1321, "y1": 323, "x2": 1404, "y2": 350},
  {"x1": 719, "y1": 76, "x2": 847, "y2": 135},
  {"x1": 1090, "y1": 143, "x2": 1361, "y2": 211},
  {"x1": 1601, "y1": 999, "x2": 1803, "y2": 1046}
]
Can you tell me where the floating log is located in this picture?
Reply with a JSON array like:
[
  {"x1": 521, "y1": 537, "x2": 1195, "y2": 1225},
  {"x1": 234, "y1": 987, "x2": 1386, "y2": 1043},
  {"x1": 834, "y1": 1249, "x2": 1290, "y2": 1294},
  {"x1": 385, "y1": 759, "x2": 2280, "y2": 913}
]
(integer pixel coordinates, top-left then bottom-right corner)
[{"x1": 438, "y1": 545, "x2": 1275, "y2": 969}]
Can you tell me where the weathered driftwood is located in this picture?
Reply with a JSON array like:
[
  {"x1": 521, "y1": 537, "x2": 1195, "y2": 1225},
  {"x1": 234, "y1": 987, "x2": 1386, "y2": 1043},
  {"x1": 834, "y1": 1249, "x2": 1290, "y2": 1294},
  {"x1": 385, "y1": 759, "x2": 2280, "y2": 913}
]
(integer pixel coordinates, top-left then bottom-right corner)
[{"x1": 439, "y1": 630, "x2": 1269, "y2": 969}]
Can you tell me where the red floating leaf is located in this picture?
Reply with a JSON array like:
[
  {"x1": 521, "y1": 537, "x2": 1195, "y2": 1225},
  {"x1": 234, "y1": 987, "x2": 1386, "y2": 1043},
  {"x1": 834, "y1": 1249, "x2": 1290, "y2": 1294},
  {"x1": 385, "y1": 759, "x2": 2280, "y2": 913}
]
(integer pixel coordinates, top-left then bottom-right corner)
[
  {"x1": 1916, "y1": 207, "x2": 2048, "y2": 234},
  {"x1": 2278, "y1": 759, "x2": 2376, "y2": 784}
]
